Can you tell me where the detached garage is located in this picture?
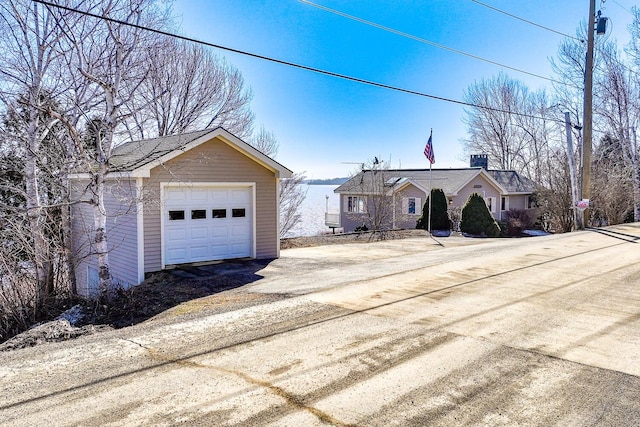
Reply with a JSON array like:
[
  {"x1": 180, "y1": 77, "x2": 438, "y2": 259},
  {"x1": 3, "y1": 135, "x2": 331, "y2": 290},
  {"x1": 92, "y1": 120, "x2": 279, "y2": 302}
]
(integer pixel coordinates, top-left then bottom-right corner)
[{"x1": 70, "y1": 127, "x2": 292, "y2": 297}]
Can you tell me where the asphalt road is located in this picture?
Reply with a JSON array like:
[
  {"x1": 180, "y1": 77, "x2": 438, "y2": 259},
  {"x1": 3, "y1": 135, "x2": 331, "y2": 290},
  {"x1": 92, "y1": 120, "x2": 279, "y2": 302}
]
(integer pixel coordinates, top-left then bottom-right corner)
[{"x1": 1, "y1": 224, "x2": 640, "y2": 426}]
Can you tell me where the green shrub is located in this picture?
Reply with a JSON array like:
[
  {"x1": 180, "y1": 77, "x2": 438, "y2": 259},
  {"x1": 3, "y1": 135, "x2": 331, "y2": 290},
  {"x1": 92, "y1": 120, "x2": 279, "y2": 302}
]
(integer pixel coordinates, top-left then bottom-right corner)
[
  {"x1": 460, "y1": 193, "x2": 500, "y2": 237},
  {"x1": 497, "y1": 221, "x2": 509, "y2": 237},
  {"x1": 416, "y1": 188, "x2": 451, "y2": 230}
]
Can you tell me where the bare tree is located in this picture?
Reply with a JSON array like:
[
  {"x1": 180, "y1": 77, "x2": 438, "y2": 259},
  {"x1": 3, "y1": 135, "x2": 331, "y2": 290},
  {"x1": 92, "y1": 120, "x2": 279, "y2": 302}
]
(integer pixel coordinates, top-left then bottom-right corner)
[
  {"x1": 279, "y1": 172, "x2": 307, "y2": 237},
  {"x1": 536, "y1": 148, "x2": 574, "y2": 233},
  {"x1": 512, "y1": 89, "x2": 558, "y2": 183},
  {"x1": 125, "y1": 38, "x2": 254, "y2": 139},
  {"x1": 463, "y1": 73, "x2": 527, "y2": 171},
  {"x1": 251, "y1": 125, "x2": 279, "y2": 157},
  {"x1": 549, "y1": 25, "x2": 589, "y2": 120},
  {"x1": 48, "y1": 0, "x2": 172, "y2": 294},
  {"x1": 591, "y1": 135, "x2": 635, "y2": 224},
  {"x1": 247, "y1": 126, "x2": 306, "y2": 237},
  {"x1": 344, "y1": 159, "x2": 399, "y2": 238},
  {"x1": 0, "y1": 0, "x2": 79, "y2": 311}
]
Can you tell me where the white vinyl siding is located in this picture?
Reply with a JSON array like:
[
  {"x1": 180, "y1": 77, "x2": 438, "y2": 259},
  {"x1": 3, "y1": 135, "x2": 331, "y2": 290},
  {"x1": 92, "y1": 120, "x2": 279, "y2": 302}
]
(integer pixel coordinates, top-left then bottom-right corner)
[{"x1": 70, "y1": 179, "x2": 139, "y2": 297}]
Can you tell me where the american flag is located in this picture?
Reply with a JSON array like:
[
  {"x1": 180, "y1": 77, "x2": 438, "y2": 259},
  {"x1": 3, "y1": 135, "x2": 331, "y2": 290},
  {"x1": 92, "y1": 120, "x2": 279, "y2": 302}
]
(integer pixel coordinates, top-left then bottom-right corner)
[{"x1": 424, "y1": 133, "x2": 435, "y2": 164}]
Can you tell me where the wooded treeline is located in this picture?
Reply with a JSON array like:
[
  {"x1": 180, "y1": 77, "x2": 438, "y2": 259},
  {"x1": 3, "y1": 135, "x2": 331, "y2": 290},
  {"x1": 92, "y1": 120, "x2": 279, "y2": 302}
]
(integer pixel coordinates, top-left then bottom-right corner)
[
  {"x1": 463, "y1": 17, "x2": 640, "y2": 232},
  {"x1": 0, "y1": 0, "x2": 304, "y2": 341}
]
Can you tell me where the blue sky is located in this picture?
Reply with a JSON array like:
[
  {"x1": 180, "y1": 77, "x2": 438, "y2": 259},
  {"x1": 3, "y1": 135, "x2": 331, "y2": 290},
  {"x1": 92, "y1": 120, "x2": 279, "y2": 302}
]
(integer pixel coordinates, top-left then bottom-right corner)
[{"x1": 173, "y1": 0, "x2": 636, "y2": 179}]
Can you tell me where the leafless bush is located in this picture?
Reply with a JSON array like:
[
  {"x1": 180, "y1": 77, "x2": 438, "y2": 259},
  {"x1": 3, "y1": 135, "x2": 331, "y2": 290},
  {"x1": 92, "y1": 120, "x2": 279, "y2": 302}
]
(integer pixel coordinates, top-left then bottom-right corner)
[
  {"x1": 505, "y1": 209, "x2": 534, "y2": 236},
  {"x1": 0, "y1": 213, "x2": 73, "y2": 343}
]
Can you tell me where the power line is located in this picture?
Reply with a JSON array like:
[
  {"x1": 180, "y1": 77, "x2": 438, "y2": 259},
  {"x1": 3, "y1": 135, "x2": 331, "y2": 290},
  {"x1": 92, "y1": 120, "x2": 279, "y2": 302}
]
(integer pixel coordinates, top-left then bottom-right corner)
[
  {"x1": 300, "y1": 0, "x2": 577, "y2": 89},
  {"x1": 609, "y1": 0, "x2": 635, "y2": 17},
  {"x1": 469, "y1": 0, "x2": 585, "y2": 42},
  {"x1": 34, "y1": 0, "x2": 563, "y2": 125}
]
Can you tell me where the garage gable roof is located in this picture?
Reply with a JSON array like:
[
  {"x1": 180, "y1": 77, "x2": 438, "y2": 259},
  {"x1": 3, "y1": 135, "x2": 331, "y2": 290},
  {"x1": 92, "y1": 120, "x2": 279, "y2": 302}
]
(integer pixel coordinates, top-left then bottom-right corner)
[{"x1": 109, "y1": 127, "x2": 292, "y2": 178}]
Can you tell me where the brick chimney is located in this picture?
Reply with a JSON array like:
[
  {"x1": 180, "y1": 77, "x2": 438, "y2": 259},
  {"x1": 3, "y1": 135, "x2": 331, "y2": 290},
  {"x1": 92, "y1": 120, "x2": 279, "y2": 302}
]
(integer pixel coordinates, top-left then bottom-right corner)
[{"x1": 470, "y1": 154, "x2": 488, "y2": 169}]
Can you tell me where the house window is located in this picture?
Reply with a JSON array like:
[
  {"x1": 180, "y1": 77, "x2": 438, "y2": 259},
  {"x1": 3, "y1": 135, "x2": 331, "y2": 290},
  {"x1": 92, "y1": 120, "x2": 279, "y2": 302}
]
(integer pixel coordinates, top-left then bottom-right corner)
[
  {"x1": 191, "y1": 209, "x2": 206, "y2": 220},
  {"x1": 212, "y1": 209, "x2": 227, "y2": 218},
  {"x1": 232, "y1": 208, "x2": 246, "y2": 218},
  {"x1": 403, "y1": 197, "x2": 422, "y2": 215},
  {"x1": 168, "y1": 210, "x2": 185, "y2": 220},
  {"x1": 527, "y1": 195, "x2": 536, "y2": 209},
  {"x1": 346, "y1": 196, "x2": 366, "y2": 213},
  {"x1": 501, "y1": 196, "x2": 509, "y2": 211}
]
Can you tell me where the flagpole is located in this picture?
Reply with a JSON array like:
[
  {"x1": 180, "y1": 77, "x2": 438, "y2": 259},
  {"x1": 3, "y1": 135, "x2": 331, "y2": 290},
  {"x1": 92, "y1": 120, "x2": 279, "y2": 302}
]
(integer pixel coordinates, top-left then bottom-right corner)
[{"x1": 428, "y1": 129, "x2": 433, "y2": 235}]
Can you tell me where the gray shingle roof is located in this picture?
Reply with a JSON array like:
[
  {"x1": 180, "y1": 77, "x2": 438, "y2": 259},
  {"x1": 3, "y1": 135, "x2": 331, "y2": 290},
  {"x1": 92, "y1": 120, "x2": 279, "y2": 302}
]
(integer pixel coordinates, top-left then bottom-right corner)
[
  {"x1": 335, "y1": 168, "x2": 536, "y2": 195},
  {"x1": 110, "y1": 128, "x2": 215, "y2": 171},
  {"x1": 488, "y1": 170, "x2": 537, "y2": 193}
]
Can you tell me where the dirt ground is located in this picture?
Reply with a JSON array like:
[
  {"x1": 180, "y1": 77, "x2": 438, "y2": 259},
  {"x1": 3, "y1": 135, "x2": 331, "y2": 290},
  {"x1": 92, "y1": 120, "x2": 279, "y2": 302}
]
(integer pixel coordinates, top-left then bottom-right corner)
[
  {"x1": 280, "y1": 229, "x2": 430, "y2": 249},
  {"x1": 1, "y1": 230, "x2": 428, "y2": 352}
]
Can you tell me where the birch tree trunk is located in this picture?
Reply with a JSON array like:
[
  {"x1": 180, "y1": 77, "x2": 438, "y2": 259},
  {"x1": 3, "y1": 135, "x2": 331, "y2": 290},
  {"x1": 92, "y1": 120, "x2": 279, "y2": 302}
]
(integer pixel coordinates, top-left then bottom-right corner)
[
  {"x1": 92, "y1": 162, "x2": 112, "y2": 292},
  {"x1": 24, "y1": 93, "x2": 53, "y2": 309}
]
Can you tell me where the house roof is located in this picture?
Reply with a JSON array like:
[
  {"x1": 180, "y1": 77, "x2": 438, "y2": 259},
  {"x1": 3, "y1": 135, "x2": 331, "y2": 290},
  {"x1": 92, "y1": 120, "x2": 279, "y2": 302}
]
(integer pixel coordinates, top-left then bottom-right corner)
[
  {"x1": 78, "y1": 127, "x2": 292, "y2": 179},
  {"x1": 488, "y1": 170, "x2": 537, "y2": 194},
  {"x1": 335, "y1": 168, "x2": 536, "y2": 196},
  {"x1": 110, "y1": 129, "x2": 214, "y2": 171}
]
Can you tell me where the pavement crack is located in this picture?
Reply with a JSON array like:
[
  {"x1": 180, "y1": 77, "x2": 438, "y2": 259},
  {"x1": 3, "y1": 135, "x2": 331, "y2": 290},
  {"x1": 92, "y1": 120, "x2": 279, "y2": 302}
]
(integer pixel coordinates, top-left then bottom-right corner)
[
  {"x1": 143, "y1": 348, "x2": 353, "y2": 426},
  {"x1": 120, "y1": 338, "x2": 151, "y2": 350}
]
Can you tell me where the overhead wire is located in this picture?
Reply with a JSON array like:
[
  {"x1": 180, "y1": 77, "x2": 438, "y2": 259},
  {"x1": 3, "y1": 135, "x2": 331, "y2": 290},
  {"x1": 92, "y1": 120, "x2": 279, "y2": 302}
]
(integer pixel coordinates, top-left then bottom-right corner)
[
  {"x1": 34, "y1": 0, "x2": 565, "y2": 125},
  {"x1": 300, "y1": 0, "x2": 578, "y2": 89},
  {"x1": 609, "y1": 0, "x2": 634, "y2": 17},
  {"x1": 469, "y1": 0, "x2": 585, "y2": 42}
]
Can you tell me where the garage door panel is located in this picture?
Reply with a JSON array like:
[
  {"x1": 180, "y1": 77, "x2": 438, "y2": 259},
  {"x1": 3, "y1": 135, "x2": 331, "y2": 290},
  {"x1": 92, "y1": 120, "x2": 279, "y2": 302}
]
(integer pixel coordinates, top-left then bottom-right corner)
[
  {"x1": 190, "y1": 245, "x2": 209, "y2": 260},
  {"x1": 166, "y1": 248, "x2": 187, "y2": 264},
  {"x1": 231, "y1": 189, "x2": 250, "y2": 203},
  {"x1": 229, "y1": 243, "x2": 250, "y2": 257},
  {"x1": 211, "y1": 225, "x2": 228, "y2": 238},
  {"x1": 166, "y1": 227, "x2": 188, "y2": 242},
  {"x1": 189, "y1": 188, "x2": 208, "y2": 202},
  {"x1": 211, "y1": 189, "x2": 229, "y2": 202},
  {"x1": 189, "y1": 226, "x2": 209, "y2": 240},
  {"x1": 165, "y1": 188, "x2": 186, "y2": 202},
  {"x1": 210, "y1": 244, "x2": 229, "y2": 257},
  {"x1": 164, "y1": 185, "x2": 253, "y2": 266},
  {"x1": 231, "y1": 224, "x2": 250, "y2": 237}
]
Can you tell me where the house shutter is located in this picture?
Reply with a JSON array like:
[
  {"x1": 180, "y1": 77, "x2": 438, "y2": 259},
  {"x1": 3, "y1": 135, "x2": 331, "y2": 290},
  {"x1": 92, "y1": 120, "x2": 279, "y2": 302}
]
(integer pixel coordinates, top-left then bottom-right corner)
[
  {"x1": 415, "y1": 198, "x2": 422, "y2": 215},
  {"x1": 485, "y1": 196, "x2": 496, "y2": 213},
  {"x1": 402, "y1": 197, "x2": 408, "y2": 214}
]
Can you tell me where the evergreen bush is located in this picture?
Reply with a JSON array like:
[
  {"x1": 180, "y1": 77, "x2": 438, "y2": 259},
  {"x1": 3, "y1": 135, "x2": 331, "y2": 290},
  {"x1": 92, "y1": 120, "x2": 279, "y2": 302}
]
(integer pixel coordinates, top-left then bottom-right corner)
[
  {"x1": 416, "y1": 188, "x2": 451, "y2": 230},
  {"x1": 460, "y1": 193, "x2": 501, "y2": 237}
]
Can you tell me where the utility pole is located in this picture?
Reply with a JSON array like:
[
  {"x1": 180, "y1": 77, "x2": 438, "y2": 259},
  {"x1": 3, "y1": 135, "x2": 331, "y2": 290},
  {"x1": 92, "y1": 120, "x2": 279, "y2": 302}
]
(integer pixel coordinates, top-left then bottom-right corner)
[
  {"x1": 580, "y1": 0, "x2": 596, "y2": 229},
  {"x1": 565, "y1": 112, "x2": 582, "y2": 230}
]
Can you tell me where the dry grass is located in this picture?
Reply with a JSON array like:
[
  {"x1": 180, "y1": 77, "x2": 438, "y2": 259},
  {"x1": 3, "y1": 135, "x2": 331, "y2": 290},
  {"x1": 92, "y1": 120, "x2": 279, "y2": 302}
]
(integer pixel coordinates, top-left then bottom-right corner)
[{"x1": 281, "y1": 229, "x2": 430, "y2": 249}]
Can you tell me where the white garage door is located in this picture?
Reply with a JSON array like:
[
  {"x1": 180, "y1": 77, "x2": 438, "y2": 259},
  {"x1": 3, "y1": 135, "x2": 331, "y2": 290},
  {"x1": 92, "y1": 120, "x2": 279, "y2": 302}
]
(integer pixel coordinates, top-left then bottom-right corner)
[{"x1": 163, "y1": 185, "x2": 253, "y2": 265}]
